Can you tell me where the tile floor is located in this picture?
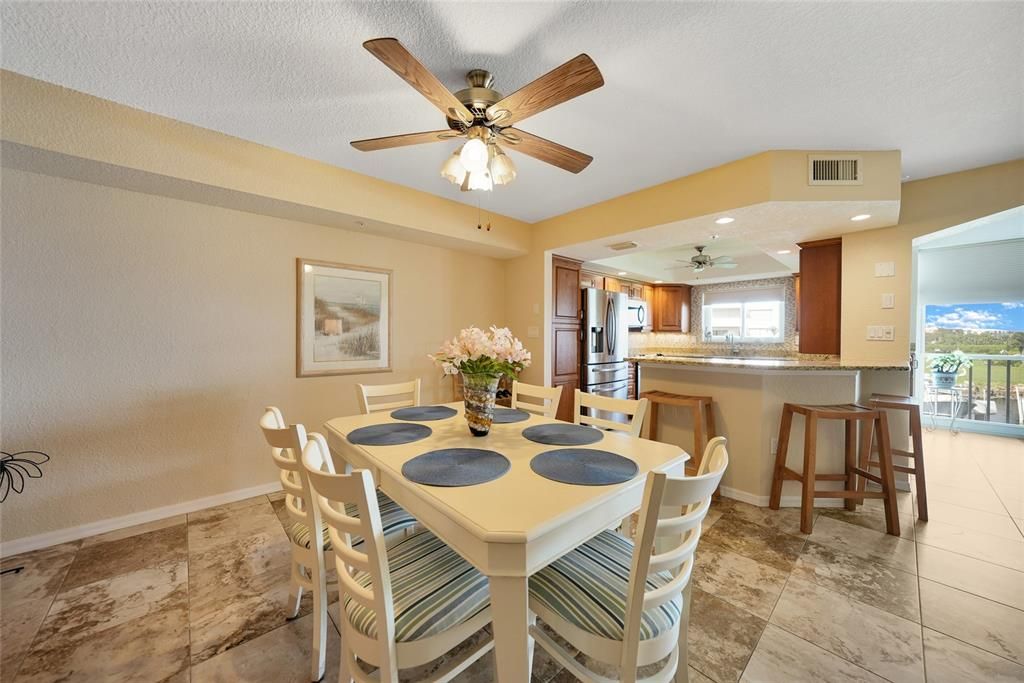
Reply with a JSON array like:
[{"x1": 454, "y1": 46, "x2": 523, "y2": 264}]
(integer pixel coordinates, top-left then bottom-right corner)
[{"x1": 2, "y1": 430, "x2": 1022, "y2": 682}]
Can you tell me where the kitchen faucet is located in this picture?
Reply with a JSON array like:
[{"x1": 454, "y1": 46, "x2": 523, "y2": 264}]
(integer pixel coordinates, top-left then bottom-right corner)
[{"x1": 726, "y1": 333, "x2": 740, "y2": 355}]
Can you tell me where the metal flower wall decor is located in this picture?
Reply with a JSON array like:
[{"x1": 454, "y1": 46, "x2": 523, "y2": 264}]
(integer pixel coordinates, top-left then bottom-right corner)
[{"x1": 0, "y1": 450, "x2": 49, "y2": 503}]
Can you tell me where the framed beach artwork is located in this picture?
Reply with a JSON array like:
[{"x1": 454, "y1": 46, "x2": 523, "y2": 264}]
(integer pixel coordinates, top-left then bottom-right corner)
[{"x1": 296, "y1": 259, "x2": 392, "y2": 377}]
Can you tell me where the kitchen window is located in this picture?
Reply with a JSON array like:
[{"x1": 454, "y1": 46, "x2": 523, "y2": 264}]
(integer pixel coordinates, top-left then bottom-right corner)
[{"x1": 702, "y1": 287, "x2": 785, "y2": 343}]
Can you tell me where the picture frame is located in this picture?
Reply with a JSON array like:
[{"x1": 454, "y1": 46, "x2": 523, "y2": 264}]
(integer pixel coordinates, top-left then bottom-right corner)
[{"x1": 296, "y1": 258, "x2": 392, "y2": 377}]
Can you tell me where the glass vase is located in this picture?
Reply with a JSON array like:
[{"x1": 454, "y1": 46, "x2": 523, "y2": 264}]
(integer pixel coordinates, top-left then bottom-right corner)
[{"x1": 462, "y1": 372, "x2": 500, "y2": 436}]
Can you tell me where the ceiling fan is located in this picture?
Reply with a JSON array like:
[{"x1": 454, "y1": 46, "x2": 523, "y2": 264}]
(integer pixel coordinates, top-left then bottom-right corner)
[
  {"x1": 350, "y1": 38, "x2": 604, "y2": 191},
  {"x1": 675, "y1": 246, "x2": 738, "y2": 273}
]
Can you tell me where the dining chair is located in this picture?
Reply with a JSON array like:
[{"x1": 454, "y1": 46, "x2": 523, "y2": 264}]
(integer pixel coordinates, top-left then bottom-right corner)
[
  {"x1": 300, "y1": 433, "x2": 494, "y2": 683},
  {"x1": 527, "y1": 440, "x2": 729, "y2": 683},
  {"x1": 574, "y1": 389, "x2": 650, "y2": 437},
  {"x1": 261, "y1": 408, "x2": 419, "y2": 681},
  {"x1": 259, "y1": 407, "x2": 331, "y2": 682},
  {"x1": 357, "y1": 379, "x2": 421, "y2": 415},
  {"x1": 511, "y1": 380, "x2": 563, "y2": 419}
]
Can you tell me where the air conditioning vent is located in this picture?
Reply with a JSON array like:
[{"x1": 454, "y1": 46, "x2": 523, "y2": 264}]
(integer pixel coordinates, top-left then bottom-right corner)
[
  {"x1": 808, "y1": 155, "x2": 862, "y2": 185},
  {"x1": 606, "y1": 240, "x2": 639, "y2": 251}
]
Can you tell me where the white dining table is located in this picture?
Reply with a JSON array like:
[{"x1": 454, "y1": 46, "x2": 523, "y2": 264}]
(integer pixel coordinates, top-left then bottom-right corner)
[{"x1": 323, "y1": 402, "x2": 689, "y2": 683}]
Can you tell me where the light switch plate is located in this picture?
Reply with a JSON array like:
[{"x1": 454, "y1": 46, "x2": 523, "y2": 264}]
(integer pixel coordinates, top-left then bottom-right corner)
[
  {"x1": 881, "y1": 293, "x2": 895, "y2": 309},
  {"x1": 874, "y1": 261, "x2": 895, "y2": 277}
]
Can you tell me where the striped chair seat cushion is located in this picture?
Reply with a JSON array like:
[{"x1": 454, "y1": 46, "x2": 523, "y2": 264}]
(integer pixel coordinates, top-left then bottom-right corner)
[
  {"x1": 529, "y1": 530, "x2": 681, "y2": 641},
  {"x1": 344, "y1": 528, "x2": 490, "y2": 642},
  {"x1": 286, "y1": 490, "x2": 415, "y2": 550}
]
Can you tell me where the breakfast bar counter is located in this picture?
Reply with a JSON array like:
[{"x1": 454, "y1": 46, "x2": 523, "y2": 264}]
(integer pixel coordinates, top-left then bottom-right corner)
[{"x1": 629, "y1": 354, "x2": 911, "y2": 505}]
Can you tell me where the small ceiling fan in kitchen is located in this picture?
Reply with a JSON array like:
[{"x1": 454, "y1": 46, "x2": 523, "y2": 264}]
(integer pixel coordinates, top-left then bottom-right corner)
[
  {"x1": 350, "y1": 38, "x2": 604, "y2": 191},
  {"x1": 675, "y1": 245, "x2": 738, "y2": 273}
]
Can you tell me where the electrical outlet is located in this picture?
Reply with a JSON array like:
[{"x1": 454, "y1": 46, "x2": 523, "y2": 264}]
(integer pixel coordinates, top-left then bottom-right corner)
[
  {"x1": 770, "y1": 437, "x2": 778, "y2": 455},
  {"x1": 527, "y1": 326, "x2": 540, "y2": 338},
  {"x1": 882, "y1": 326, "x2": 895, "y2": 341},
  {"x1": 881, "y1": 293, "x2": 895, "y2": 309},
  {"x1": 532, "y1": 303, "x2": 540, "y2": 315}
]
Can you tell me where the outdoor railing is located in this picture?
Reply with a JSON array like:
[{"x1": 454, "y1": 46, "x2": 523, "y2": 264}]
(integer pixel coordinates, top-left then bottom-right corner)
[{"x1": 923, "y1": 353, "x2": 1024, "y2": 426}]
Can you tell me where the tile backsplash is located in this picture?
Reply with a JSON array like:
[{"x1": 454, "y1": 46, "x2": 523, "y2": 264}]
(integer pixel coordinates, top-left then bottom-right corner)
[{"x1": 630, "y1": 275, "x2": 801, "y2": 357}]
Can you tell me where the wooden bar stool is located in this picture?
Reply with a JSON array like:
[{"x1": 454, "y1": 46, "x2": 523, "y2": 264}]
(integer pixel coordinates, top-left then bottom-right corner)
[
  {"x1": 768, "y1": 403, "x2": 900, "y2": 536},
  {"x1": 640, "y1": 390, "x2": 716, "y2": 473},
  {"x1": 865, "y1": 394, "x2": 928, "y2": 521}
]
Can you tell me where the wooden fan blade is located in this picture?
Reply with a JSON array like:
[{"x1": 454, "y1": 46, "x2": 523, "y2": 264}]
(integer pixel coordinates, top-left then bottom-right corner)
[
  {"x1": 351, "y1": 130, "x2": 457, "y2": 152},
  {"x1": 504, "y1": 128, "x2": 592, "y2": 173},
  {"x1": 487, "y1": 54, "x2": 603, "y2": 126},
  {"x1": 363, "y1": 38, "x2": 474, "y2": 124}
]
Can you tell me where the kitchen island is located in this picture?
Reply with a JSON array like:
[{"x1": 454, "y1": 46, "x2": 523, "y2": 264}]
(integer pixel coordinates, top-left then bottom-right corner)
[{"x1": 630, "y1": 354, "x2": 911, "y2": 506}]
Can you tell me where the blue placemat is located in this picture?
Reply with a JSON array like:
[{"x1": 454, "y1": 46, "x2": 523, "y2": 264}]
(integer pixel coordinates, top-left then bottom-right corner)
[
  {"x1": 491, "y1": 408, "x2": 531, "y2": 424},
  {"x1": 522, "y1": 423, "x2": 603, "y2": 446},
  {"x1": 390, "y1": 405, "x2": 458, "y2": 421},
  {"x1": 530, "y1": 449, "x2": 639, "y2": 486},
  {"x1": 348, "y1": 423, "x2": 432, "y2": 446},
  {"x1": 402, "y1": 448, "x2": 510, "y2": 487}
]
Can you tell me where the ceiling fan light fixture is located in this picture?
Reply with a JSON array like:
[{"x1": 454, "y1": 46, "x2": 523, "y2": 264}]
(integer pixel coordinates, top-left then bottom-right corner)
[
  {"x1": 466, "y1": 168, "x2": 493, "y2": 192},
  {"x1": 459, "y1": 128, "x2": 490, "y2": 172},
  {"x1": 440, "y1": 150, "x2": 467, "y2": 185},
  {"x1": 489, "y1": 145, "x2": 517, "y2": 185}
]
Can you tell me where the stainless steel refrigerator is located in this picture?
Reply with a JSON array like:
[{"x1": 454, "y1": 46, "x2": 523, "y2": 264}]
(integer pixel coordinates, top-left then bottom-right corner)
[{"x1": 580, "y1": 287, "x2": 630, "y2": 422}]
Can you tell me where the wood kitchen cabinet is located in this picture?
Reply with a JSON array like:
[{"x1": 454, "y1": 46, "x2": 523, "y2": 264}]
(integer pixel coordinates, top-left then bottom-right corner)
[
  {"x1": 551, "y1": 255, "x2": 582, "y2": 420},
  {"x1": 797, "y1": 238, "x2": 841, "y2": 354},
  {"x1": 653, "y1": 285, "x2": 691, "y2": 333},
  {"x1": 602, "y1": 275, "x2": 621, "y2": 293},
  {"x1": 579, "y1": 270, "x2": 604, "y2": 290},
  {"x1": 624, "y1": 282, "x2": 643, "y2": 299}
]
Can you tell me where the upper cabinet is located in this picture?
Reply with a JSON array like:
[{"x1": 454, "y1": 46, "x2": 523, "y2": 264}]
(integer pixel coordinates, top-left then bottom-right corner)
[
  {"x1": 552, "y1": 256, "x2": 582, "y2": 324},
  {"x1": 654, "y1": 285, "x2": 691, "y2": 333},
  {"x1": 579, "y1": 270, "x2": 604, "y2": 290},
  {"x1": 797, "y1": 238, "x2": 841, "y2": 355},
  {"x1": 642, "y1": 285, "x2": 656, "y2": 331},
  {"x1": 602, "y1": 275, "x2": 621, "y2": 293}
]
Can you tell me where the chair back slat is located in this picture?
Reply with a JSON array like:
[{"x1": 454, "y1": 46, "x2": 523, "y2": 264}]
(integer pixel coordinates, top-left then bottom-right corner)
[
  {"x1": 357, "y1": 379, "x2": 421, "y2": 414},
  {"x1": 260, "y1": 407, "x2": 323, "y2": 533},
  {"x1": 511, "y1": 381, "x2": 563, "y2": 418},
  {"x1": 574, "y1": 390, "x2": 648, "y2": 437},
  {"x1": 301, "y1": 433, "x2": 399, "y2": 670}
]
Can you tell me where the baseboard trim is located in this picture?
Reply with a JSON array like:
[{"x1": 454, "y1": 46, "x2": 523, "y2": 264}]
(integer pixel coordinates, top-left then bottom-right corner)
[
  {"x1": 719, "y1": 486, "x2": 846, "y2": 509},
  {"x1": 1, "y1": 481, "x2": 283, "y2": 558}
]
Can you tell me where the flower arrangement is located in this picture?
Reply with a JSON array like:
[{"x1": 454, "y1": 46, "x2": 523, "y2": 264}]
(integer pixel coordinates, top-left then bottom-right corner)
[
  {"x1": 430, "y1": 326, "x2": 532, "y2": 378},
  {"x1": 929, "y1": 350, "x2": 972, "y2": 374}
]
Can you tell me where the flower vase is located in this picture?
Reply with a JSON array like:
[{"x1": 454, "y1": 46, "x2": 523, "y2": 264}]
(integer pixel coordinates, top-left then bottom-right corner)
[
  {"x1": 462, "y1": 373, "x2": 500, "y2": 436},
  {"x1": 933, "y1": 371, "x2": 957, "y2": 389}
]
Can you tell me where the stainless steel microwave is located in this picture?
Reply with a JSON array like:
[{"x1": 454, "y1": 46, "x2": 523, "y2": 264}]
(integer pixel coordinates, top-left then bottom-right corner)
[{"x1": 625, "y1": 299, "x2": 648, "y2": 330}]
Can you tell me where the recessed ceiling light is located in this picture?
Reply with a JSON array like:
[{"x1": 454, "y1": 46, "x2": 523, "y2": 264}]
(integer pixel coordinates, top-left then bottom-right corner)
[
  {"x1": 851, "y1": 214, "x2": 872, "y2": 221},
  {"x1": 654, "y1": 280, "x2": 664, "y2": 284},
  {"x1": 776, "y1": 249, "x2": 792, "y2": 255},
  {"x1": 710, "y1": 234, "x2": 720, "y2": 240},
  {"x1": 715, "y1": 217, "x2": 734, "y2": 225},
  {"x1": 617, "y1": 271, "x2": 627, "y2": 276}
]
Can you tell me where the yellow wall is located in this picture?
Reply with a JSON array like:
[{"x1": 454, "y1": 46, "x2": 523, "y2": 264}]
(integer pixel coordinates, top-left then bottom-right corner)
[
  {"x1": 841, "y1": 160, "x2": 1024, "y2": 363},
  {"x1": 1, "y1": 169, "x2": 506, "y2": 543}
]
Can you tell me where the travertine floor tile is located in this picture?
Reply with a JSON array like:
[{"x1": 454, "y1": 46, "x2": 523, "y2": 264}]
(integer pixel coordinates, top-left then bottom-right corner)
[
  {"x1": 692, "y1": 541, "x2": 789, "y2": 620},
  {"x1": 807, "y1": 514, "x2": 917, "y2": 574},
  {"x1": 770, "y1": 578, "x2": 924, "y2": 683},
  {"x1": 741, "y1": 624, "x2": 886, "y2": 682},
  {"x1": 62, "y1": 523, "x2": 186, "y2": 590},
  {"x1": 915, "y1": 518, "x2": 1024, "y2": 572},
  {"x1": 191, "y1": 613, "x2": 340, "y2": 683},
  {"x1": 917, "y1": 544, "x2": 1024, "y2": 611},
  {"x1": 920, "y1": 579, "x2": 1024, "y2": 665},
  {"x1": 700, "y1": 516, "x2": 805, "y2": 573},
  {"x1": 923, "y1": 628, "x2": 1024, "y2": 683},
  {"x1": 792, "y1": 540, "x2": 920, "y2": 622},
  {"x1": 686, "y1": 587, "x2": 766, "y2": 683}
]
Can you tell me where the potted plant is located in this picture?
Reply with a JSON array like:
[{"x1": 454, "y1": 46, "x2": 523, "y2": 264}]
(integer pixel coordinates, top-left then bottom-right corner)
[
  {"x1": 930, "y1": 350, "x2": 972, "y2": 389},
  {"x1": 431, "y1": 326, "x2": 531, "y2": 436}
]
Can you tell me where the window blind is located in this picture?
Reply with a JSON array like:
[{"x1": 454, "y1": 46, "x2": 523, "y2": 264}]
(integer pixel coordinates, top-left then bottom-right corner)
[{"x1": 703, "y1": 286, "x2": 785, "y2": 306}]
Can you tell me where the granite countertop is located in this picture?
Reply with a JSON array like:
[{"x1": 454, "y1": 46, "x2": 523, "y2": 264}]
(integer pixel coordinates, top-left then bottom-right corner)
[{"x1": 627, "y1": 353, "x2": 909, "y2": 371}]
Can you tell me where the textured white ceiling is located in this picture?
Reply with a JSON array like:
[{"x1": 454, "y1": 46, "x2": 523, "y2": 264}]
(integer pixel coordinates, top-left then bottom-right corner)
[
  {"x1": 590, "y1": 238, "x2": 791, "y2": 285},
  {"x1": 3, "y1": 1, "x2": 1022, "y2": 222}
]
